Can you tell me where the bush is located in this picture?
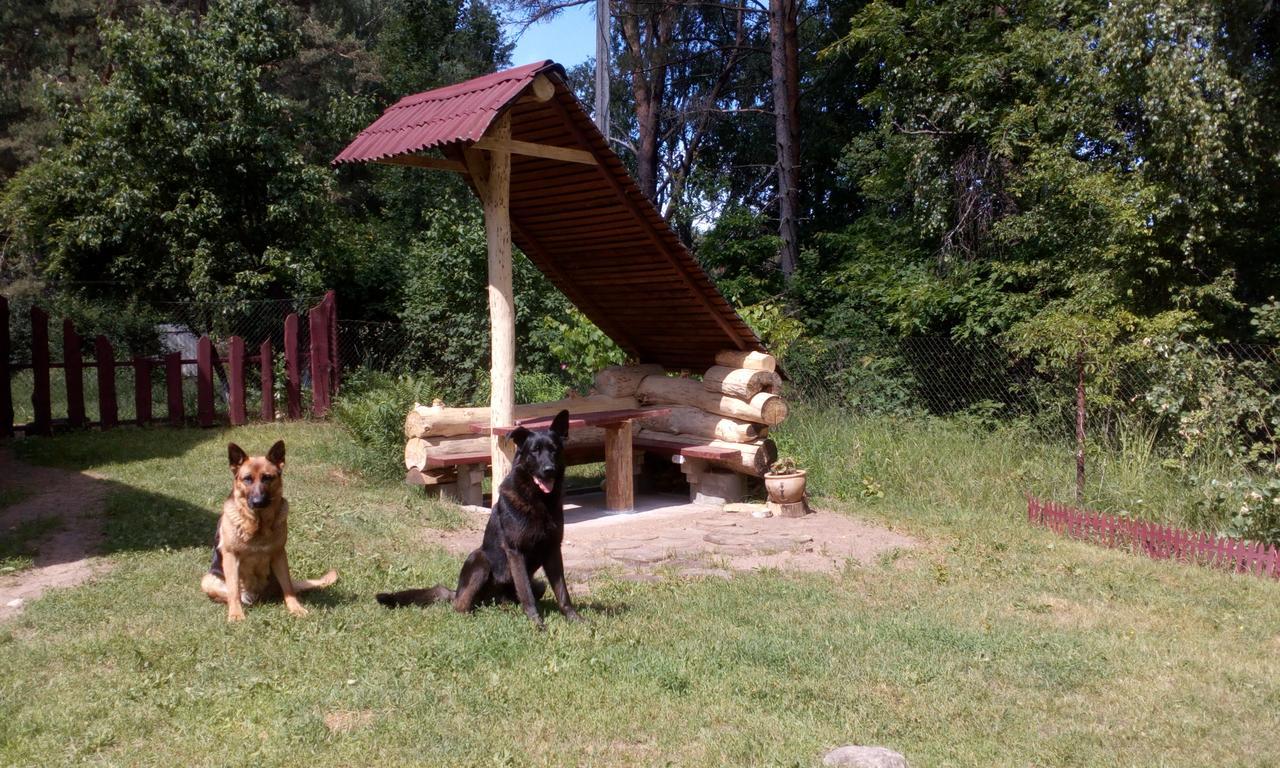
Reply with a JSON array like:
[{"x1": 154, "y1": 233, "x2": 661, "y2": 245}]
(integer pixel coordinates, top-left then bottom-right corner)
[{"x1": 333, "y1": 370, "x2": 439, "y2": 479}]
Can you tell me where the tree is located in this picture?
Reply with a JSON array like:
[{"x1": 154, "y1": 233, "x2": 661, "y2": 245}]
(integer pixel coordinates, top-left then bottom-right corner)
[
  {"x1": 822, "y1": 0, "x2": 1280, "y2": 345},
  {"x1": 768, "y1": 0, "x2": 799, "y2": 278},
  {"x1": 2, "y1": 0, "x2": 340, "y2": 310}
]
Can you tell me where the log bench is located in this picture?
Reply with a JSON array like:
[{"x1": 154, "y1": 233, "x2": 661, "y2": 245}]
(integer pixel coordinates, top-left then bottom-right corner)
[
  {"x1": 632, "y1": 435, "x2": 748, "y2": 506},
  {"x1": 406, "y1": 431, "x2": 754, "y2": 508},
  {"x1": 407, "y1": 444, "x2": 609, "y2": 507}
]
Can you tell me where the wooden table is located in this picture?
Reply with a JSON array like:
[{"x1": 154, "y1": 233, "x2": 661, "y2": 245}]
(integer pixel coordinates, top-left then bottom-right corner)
[{"x1": 470, "y1": 407, "x2": 669, "y2": 512}]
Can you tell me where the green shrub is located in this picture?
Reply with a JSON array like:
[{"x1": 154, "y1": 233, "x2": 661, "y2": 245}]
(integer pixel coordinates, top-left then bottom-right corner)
[
  {"x1": 541, "y1": 308, "x2": 625, "y2": 392},
  {"x1": 333, "y1": 370, "x2": 439, "y2": 479}
]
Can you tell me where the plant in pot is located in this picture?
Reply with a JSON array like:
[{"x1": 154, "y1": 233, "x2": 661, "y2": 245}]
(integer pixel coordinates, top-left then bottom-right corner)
[{"x1": 764, "y1": 456, "x2": 807, "y2": 508}]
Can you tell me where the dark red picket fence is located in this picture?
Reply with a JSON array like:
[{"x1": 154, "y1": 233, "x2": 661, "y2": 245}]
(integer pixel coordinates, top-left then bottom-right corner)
[
  {"x1": 1027, "y1": 495, "x2": 1280, "y2": 579},
  {"x1": 1, "y1": 291, "x2": 338, "y2": 437}
]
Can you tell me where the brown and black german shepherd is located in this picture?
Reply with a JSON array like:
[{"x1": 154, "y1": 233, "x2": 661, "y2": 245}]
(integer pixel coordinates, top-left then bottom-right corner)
[
  {"x1": 377, "y1": 409, "x2": 581, "y2": 630},
  {"x1": 200, "y1": 441, "x2": 337, "y2": 622}
]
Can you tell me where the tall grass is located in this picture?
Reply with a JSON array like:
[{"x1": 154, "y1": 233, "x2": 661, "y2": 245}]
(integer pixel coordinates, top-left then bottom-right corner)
[{"x1": 771, "y1": 403, "x2": 1246, "y2": 536}]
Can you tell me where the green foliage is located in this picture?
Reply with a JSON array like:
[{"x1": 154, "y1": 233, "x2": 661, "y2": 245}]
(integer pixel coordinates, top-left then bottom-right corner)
[
  {"x1": 1141, "y1": 335, "x2": 1280, "y2": 543},
  {"x1": 695, "y1": 207, "x2": 782, "y2": 305},
  {"x1": 332, "y1": 369, "x2": 440, "y2": 478},
  {"x1": 823, "y1": 0, "x2": 1280, "y2": 346},
  {"x1": 1, "y1": 0, "x2": 340, "y2": 310},
  {"x1": 542, "y1": 308, "x2": 626, "y2": 392},
  {"x1": 768, "y1": 455, "x2": 800, "y2": 475},
  {"x1": 397, "y1": 202, "x2": 572, "y2": 402},
  {"x1": 737, "y1": 299, "x2": 804, "y2": 361}
]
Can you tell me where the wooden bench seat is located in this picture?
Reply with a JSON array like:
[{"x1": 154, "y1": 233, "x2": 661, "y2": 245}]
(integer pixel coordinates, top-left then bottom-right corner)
[
  {"x1": 410, "y1": 435, "x2": 750, "y2": 507},
  {"x1": 632, "y1": 434, "x2": 737, "y2": 461}
]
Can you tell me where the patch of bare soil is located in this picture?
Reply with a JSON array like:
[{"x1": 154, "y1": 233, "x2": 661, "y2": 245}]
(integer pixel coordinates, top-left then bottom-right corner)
[
  {"x1": 427, "y1": 497, "x2": 917, "y2": 583},
  {"x1": 0, "y1": 449, "x2": 111, "y2": 622},
  {"x1": 323, "y1": 709, "x2": 376, "y2": 733}
]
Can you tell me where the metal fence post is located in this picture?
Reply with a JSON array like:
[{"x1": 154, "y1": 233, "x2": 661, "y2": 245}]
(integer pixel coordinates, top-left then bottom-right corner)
[{"x1": 1076, "y1": 341, "x2": 1086, "y2": 505}]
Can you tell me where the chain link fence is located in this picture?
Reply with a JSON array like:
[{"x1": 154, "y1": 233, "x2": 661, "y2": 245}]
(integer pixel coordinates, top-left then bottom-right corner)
[{"x1": 781, "y1": 334, "x2": 1280, "y2": 437}]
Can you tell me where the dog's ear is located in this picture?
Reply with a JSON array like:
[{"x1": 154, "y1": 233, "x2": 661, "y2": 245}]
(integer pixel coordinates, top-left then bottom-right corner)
[
  {"x1": 550, "y1": 409, "x2": 570, "y2": 439},
  {"x1": 228, "y1": 443, "x2": 248, "y2": 469},
  {"x1": 509, "y1": 427, "x2": 532, "y2": 448},
  {"x1": 266, "y1": 440, "x2": 286, "y2": 467}
]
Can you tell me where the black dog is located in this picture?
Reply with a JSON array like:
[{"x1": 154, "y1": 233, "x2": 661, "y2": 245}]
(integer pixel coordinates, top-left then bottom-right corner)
[{"x1": 377, "y1": 409, "x2": 581, "y2": 630}]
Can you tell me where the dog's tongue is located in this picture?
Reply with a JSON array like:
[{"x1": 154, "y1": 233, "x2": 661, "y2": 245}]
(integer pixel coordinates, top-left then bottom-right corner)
[{"x1": 534, "y1": 476, "x2": 553, "y2": 493}]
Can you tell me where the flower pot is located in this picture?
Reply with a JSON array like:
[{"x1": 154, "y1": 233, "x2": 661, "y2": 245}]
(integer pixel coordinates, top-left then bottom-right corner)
[{"x1": 764, "y1": 469, "x2": 807, "y2": 505}]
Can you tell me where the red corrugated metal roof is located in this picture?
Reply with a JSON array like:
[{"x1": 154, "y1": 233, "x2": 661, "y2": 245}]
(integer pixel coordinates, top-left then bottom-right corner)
[
  {"x1": 332, "y1": 62, "x2": 764, "y2": 371},
  {"x1": 334, "y1": 61, "x2": 558, "y2": 165}
]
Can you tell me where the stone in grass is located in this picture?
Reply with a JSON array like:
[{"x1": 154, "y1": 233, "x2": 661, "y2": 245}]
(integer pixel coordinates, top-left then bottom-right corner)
[{"x1": 823, "y1": 745, "x2": 910, "y2": 768}]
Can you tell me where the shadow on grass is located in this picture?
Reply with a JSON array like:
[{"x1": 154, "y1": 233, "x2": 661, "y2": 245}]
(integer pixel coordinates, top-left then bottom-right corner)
[
  {"x1": 9, "y1": 425, "x2": 215, "y2": 472},
  {"x1": 4, "y1": 427, "x2": 281, "y2": 564},
  {"x1": 100, "y1": 481, "x2": 220, "y2": 557},
  {"x1": 569, "y1": 599, "x2": 631, "y2": 618}
]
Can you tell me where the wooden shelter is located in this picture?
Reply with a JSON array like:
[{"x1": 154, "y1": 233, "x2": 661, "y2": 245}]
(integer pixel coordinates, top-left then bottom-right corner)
[{"x1": 334, "y1": 61, "x2": 764, "y2": 479}]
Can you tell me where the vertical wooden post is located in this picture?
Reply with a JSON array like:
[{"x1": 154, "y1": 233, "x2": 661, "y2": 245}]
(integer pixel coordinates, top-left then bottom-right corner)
[
  {"x1": 30, "y1": 307, "x2": 51, "y2": 435},
  {"x1": 308, "y1": 303, "x2": 331, "y2": 417},
  {"x1": 0, "y1": 296, "x2": 11, "y2": 438},
  {"x1": 604, "y1": 420, "x2": 635, "y2": 512},
  {"x1": 284, "y1": 313, "x2": 301, "y2": 419},
  {"x1": 1075, "y1": 343, "x2": 1086, "y2": 505},
  {"x1": 133, "y1": 356, "x2": 152, "y2": 425},
  {"x1": 228, "y1": 335, "x2": 246, "y2": 426},
  {"x1": 484, "y1": 112, "x2": 515, "y2": 483},
  {"x1": 165, "y1": 352, "x2": 184, "y2": 426},
  {"x1": 197, "y1": 335, "x2": 215, "y2": 427},
  {"x1": 259, "y1": 340, "x2": 275, "y2": 422},
  {"x1": 325, "y1": 290, "x2": 339, "y2": 397},
  {"x1": 63, "y1": 319, "x2": 86, "y2": 428},
  {"x1": 95, "y1": 335, "x2": 117, "y2": 429}
]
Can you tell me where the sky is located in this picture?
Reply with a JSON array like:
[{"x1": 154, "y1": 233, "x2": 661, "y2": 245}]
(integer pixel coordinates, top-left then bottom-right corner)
[{"x1": 506, "y1": 3, "x2": 597, "y2": 69}]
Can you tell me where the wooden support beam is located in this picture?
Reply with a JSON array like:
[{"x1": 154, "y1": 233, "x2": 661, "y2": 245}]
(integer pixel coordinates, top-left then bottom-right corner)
[
  {"x1": 376, "y1": 155, "x2": 468, "y2": 174},
  {"x1": 471, "y1": 137, "x2": 598, "y2": 166},
  {"x1": 604, "y1": 420, "x2": 635, "y2": 512},
  {"x1": 530, "y1": 73, "x2": 555, "y2": 102},
  {"x1": 483, "y1": 112, "x2": 516, "y2": 484}
]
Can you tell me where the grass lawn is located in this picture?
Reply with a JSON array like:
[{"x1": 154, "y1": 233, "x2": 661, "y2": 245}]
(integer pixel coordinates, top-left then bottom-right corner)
[{"x1": 1, "y1": 416, "x2": 1278, "y2": 767}]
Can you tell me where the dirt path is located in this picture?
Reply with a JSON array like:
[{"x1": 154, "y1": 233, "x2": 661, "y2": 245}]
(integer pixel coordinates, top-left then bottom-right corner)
[
  {"x1": 427, "y1": 495, "x2": 918, "y2": 584},
  {"x1": 0, "y1": 450, "x2": 111, "y2": 622}
]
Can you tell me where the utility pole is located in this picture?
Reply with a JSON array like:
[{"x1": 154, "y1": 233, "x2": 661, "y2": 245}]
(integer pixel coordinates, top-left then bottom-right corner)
[{"x1": 594, "y1": 0, "x2": 610, "y2": 138}]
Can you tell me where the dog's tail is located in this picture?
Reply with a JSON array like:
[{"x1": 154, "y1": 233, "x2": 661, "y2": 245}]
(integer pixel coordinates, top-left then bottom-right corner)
[{"x1": 375, "y1": 585, "x2": 455, "y2": 608}]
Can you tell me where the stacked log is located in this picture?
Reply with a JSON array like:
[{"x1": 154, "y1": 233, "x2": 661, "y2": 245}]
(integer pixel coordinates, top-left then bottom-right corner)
[
  {"x1": 700, "y1": 366, "x2": 783, "y2": 400},
  {"x1": 405, "y1": 394, "x2": 639, "y2": 439},
  {"x1": 633, "y1": 349, "x2": 788, "y2": 476},
  {"x1": 406, "y1": 427, "x2": 607, "y2": 470},
  {"x1": 714, "y1": 349, "x2": 776, "y2": 371},
  {"x1": 594, "y1": 364, "x2": 665, "y2": 398},
  {"x1": 403, "y1": 393, "x2": 635, "y2": 471},
  {"x1": 637, "y1": 405, "x2": 765, "y2": 443},
  {"x1": 401, "y1": 351, "x2": 789, "y2": 480},
  {"x1": 635, "y1": 376, "x2": 787, "y2": 426}
]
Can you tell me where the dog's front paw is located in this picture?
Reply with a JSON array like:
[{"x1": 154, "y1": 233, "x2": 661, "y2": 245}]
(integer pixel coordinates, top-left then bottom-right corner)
[
  {"x1": 227, "y1": 608, "x2": 246, "y2": 623},
  {"x1": 564, "y1": 608, "x2": 584, "y2": 623},
  {"x1": 287, "y1": 602, "x2": 309, "y2": 617}
]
